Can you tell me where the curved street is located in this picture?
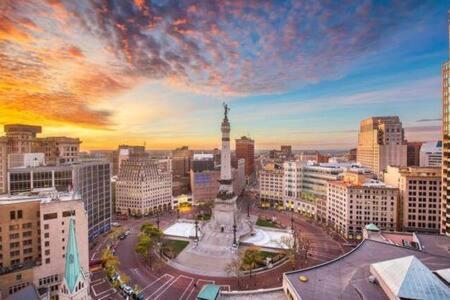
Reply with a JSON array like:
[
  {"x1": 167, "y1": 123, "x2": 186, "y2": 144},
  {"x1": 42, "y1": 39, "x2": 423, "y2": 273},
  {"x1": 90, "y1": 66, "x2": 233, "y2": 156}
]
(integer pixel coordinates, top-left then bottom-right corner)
[{"x1": 90, "y1": 195, "x2": 350, "y2": 299}]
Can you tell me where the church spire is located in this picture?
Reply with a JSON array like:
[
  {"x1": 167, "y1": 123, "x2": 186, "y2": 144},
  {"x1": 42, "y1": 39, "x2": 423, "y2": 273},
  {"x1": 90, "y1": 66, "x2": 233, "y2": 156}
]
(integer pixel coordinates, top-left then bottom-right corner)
[{"x1": 64, "y1": 218, "x2": 82, "y2": 293}]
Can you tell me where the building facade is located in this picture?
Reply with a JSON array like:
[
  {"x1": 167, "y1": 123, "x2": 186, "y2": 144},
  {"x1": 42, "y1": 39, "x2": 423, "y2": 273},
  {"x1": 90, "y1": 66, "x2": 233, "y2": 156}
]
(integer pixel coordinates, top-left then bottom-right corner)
[
  {"x1": 0, "y1": 137, "x2": 7, "y2": 194},
  {"x1": 8, "y1": 161, "x2": 112, "y2": 240},
  {"x1": 327, "y1": 175, "x2": 398, "y2": 238},
  {"x1": 259, "y1": 164, "x2": 284, "y2": 208},
  {"x1": 407, "y1": 142, "x2": 423, "y2": 166},
  {"x1": 384, "y1": 166, "x2": 441, "y2": 233},
  {"x1": 443, "y1": 60, "x2": 450, "y2": 235},
  {"x1": 190, "y1": 160, "x2": 245, "y2": 205},
  {"x1": 420, "y1": 141, "x2": 442, "y2": 167},
  {"x1": 32, "y1": 137, "x2": 81, "y2": 165},
  {"x1": 116, "y1": 154, "x2": 172, "y2": 216},
  {"x1": 0, "y1": 190, "x2": 89, "y2": 299},
  {"x1": 357, "y1": 116, "x2": 407, "y2": 175},
  {"x1": 4, "y1": 124, "x2": 42, "y2": 154},
  {"x1": 235, "y1": 136, "x2": 255, "y2": 178}
]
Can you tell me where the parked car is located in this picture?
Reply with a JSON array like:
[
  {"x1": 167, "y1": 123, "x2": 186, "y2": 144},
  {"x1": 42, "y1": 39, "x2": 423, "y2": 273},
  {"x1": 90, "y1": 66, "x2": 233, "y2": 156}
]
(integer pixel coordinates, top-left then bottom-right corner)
[
  {"x1": 111, "y1": 222, "x2": 121, "y2": 227},
  {"x1": 121, "y1": 285, "x2": 133, "y2": 296},
  {"x1": 118, "y1": 234, "x2": 126, "y2": 240},
  {"x1": 109, "y1": 272, "x2": 120, "y2": 282},
  {"x1": 124, "y1": 230, "x2": 130, "y2": 236},
  {"x1": 133, "y1": 293, "x2": 144, "y2": 300}
]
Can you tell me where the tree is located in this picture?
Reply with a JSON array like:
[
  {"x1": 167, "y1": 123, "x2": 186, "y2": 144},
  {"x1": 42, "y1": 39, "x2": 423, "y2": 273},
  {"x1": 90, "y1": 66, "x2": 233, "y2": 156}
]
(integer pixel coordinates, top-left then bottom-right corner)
[
  {"x1": 241, "y1": 247, "x2": 263, "y2": 279},
  {"x1": 298, "y1": 235, "x2": 311, "y2": 267},
  {"x1": 135, "y1": 234, "x2": 153, "y2": 267},
  {"x1": 102, "y1": 248, "x2": 119, "y2": 278},
  {"x1": 136, "y1": 223, "x2": 163, "y2": 269},
  {"x1": 141, "y1": 223, "x2": 162, "y2": 241},
  {"x1": 225, "y1": 256, "x2": 243, "y2": 288},
  {"x1": 279, "y1": 236, "x2": 297, "y2": 270}
]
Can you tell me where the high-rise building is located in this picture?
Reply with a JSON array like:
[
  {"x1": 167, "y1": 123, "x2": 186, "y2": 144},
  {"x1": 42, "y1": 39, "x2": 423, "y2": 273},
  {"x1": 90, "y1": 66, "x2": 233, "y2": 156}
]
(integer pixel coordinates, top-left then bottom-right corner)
[
  {"x1": 384, "y1": 166, "x2": 441, "y2": 233},
  {"x1": 32, "y1": 137, "x2": 81, "y2": 165},
  {"x1": 420, "y1": 141, "x2": 442, "y2": 167},
  {"x1": 0, "y1": 189, "x2": 89, "y2": 299},
  {"x1": 116, "y1": 153, "x2": 172, "y2": 216},
  {"x1": 442, "y1": 61, "x2": 450, "y2": 235},
  {"x1": 357, "y1": 116, "x2": 407, "y2": 175},
  {"x1": 235, "y1": 136, "x2": 255, "y2": 178},
  {"x1": 346, "y1": 148, "x2": 357, "y2": 162},
  {"x1": 8, "y1": 161, "x2": 112, "y2": 240},
  {"x1": 407, "y1": 142, "x2": 423, "y2": 166},
  {"x1": 171, "y1": 146, "x2": 192, "y2": 177},
  {"x1": 0, "y1": 137, "x2": 7, "y2": 194},
  {"x1": 4, "y1": 124, "x2": 42, "y2": 154},
  {"x1": 327, "y1": 174, "x2": 398, "y2": 238}
]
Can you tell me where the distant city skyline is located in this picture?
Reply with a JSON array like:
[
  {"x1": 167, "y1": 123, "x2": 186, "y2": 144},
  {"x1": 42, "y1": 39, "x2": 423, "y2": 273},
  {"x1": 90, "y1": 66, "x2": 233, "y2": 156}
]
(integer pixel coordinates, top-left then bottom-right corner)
[{"x1": 0, "y1": 1, "x2": 447, "y2": 150}]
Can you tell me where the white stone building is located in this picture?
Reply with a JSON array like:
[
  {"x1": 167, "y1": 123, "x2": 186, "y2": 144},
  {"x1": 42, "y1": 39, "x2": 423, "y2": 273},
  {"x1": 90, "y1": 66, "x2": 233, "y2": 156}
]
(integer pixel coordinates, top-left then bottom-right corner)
[
  {"x1": 327, "y1": 174, "x2": 398, "y2": 238},
  {"x1": 116, "y1": 153, "x2": 172, "y2": 216}
]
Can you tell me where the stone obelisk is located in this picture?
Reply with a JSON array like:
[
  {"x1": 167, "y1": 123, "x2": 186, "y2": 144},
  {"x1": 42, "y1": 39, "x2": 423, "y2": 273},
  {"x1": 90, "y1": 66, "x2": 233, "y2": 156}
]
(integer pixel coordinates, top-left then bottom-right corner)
[{"x1": 212, "y1": 103, "x2": 240, "y2": 232}]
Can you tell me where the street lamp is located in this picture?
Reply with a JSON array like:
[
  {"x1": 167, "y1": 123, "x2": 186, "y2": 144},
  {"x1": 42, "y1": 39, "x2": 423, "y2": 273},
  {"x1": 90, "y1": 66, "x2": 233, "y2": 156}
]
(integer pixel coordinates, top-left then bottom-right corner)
[
  {"x1": 232, "y1": 223, "x2": 237, "y2": 247},
  {"x1": 194, "y1": 218, "x2": 199, "y2": 241},
  {"x1": 156, "y1": 213, "x2": 160, "y2": 230},
  {"x1": 291, "y1": 212, "x2": 294, "y2": 231}
]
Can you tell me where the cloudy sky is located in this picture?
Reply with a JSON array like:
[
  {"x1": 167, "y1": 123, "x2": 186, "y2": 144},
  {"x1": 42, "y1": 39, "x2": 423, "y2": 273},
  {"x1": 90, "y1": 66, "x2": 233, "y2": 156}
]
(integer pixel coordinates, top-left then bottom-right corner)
[{"x1": 0, "y1": 0, "x2": 447, "y2": 150}]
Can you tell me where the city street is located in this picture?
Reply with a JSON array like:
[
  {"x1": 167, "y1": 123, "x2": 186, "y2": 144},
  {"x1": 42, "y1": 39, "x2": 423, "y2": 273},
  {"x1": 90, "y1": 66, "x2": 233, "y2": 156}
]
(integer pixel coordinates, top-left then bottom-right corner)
[{"x1": 90, "y1": 195, "x2": 349, "y2": 299}]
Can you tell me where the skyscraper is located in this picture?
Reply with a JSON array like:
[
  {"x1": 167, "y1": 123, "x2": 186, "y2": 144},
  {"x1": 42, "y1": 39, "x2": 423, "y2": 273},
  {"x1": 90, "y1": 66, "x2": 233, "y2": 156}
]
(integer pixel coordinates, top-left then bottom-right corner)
[
  {"x1": 235, "y1": 136, "x2": 255, "y2": 178},
  {"x1": 356, "y1": 116, "x2": 407, "y2": 175},
  {"x1": 442, "y1": 62, "x2": 450, "y2": 235}
]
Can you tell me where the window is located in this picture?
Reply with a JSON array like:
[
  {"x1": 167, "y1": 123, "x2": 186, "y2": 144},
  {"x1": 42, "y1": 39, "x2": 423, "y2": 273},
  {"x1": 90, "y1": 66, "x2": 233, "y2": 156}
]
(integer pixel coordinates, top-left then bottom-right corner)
[
  {"x1": 10, "y1": 211, "x2": 16, "y2": 220},
  {"x1": 45, "y1": 258, "x2": 50, "y2": 264},
  {"x1": 43, "y1": 213, "x2": 57, "y2": 220},
  {"x1": 17, "y1": 210, "x2": 22, "y2": 219},
  {"x1": 62, "y1": 210, "x2": 75, "y2": 217}
]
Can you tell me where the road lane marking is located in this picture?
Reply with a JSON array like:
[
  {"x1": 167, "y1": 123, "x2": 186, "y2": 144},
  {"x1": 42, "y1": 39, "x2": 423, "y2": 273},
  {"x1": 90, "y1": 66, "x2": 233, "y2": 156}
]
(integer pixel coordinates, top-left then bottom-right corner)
[
  {"x1": 141, "y1": 273, "x2": 173, "y2": 293},
  {"x1": 153, "y1": 274, "x2": 194, "y2": 300},
  {"x1": 145, "y1": 275, "x2": 175, "y2": 300}
]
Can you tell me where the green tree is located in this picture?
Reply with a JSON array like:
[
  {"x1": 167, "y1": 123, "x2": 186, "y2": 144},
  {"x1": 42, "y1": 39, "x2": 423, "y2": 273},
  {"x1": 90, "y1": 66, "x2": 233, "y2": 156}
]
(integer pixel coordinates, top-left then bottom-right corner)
[
  {"x1": 101, "y1": 248, "x2": 119, "y2": 278},
  {"x1": 141, "y1": 223, "x2": 162, "y2": 240},
  {"x1": 135, "y1": 234, "x2": 153, "y2": 267},
  {"x1": 241, "y1": 247, "x2": 263, "y2": 279}
]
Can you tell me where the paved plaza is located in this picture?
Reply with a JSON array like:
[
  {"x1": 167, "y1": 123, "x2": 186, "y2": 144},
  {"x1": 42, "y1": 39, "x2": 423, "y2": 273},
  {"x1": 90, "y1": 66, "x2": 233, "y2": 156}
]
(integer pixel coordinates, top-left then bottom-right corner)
[{"x1": 89, "y1": 198, "x2": 349, "y2": 299}]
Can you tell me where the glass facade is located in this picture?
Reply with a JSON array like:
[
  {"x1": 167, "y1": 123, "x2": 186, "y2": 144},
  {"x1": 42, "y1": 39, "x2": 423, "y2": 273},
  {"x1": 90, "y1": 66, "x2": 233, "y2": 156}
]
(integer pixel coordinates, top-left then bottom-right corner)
[{"x1": 8, "y1": 161, "x2": 112, "y2": 241}]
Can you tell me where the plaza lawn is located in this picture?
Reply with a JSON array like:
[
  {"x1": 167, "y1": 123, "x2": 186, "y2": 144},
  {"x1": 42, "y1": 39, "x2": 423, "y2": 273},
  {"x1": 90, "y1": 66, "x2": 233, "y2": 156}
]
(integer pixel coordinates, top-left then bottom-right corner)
[
  {"x1": 163, "y1": 239, "x2": 189, "y2": 258},
  {"x1": 256, "y1": 218, "x2": 278, "y2": 228}
]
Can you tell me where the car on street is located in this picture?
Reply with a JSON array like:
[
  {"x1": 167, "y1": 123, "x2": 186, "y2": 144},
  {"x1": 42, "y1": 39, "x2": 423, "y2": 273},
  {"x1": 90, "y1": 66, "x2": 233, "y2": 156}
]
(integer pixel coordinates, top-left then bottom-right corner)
[
  {"x1": 111, "y1": 222, "x2": 121, "y2": 227},
  {"x1": 120, "y1": 284, "x2": 134, "y2": 296},
  {"x1": 118, "y1": 233, "x2": 126, "y2": 240}
]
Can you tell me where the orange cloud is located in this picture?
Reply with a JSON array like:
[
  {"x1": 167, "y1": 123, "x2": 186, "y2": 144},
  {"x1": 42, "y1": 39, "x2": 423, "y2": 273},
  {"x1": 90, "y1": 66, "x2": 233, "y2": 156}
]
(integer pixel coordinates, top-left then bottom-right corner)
[
  {"x1": 0, "y1": 17, "x2": 34, "y2": 43},
  {"x1": 67, "y1": 45, "x2": 84, "y2": 58}
]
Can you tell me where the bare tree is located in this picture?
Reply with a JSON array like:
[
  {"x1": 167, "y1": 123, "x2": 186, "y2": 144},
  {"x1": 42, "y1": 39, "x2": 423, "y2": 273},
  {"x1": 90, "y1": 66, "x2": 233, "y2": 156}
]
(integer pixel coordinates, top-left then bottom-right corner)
[
  {"x1": 278, "y1": 236, "x2": 297, "y2": 270},
  {"x1": 224, "y1": 256, "x2": 243, "y2": 288}
]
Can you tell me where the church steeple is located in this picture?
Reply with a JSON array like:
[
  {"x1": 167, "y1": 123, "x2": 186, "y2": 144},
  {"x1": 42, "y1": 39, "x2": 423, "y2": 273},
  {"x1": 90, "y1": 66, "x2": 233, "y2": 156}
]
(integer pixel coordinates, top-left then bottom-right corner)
[
  {"x1": 64, "y1": 218, "x2": 82, "y2": 293},
  {"x1": 60, "y1": 218, "x2": 88, "y2": 299}
]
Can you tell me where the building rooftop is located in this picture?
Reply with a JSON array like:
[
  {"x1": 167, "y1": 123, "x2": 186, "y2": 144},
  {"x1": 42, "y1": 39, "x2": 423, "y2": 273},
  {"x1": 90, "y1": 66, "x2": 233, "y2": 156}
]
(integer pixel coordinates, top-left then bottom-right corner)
[
  {"x1": 420, "y1": 141, "x2": 442, "y2": 153},
  {"x1": 0, "y1": 189, "x2": 81, "y2": 205},
  {"x1": 371, "y1": 255, "x2": 449, "y2": 299},
  {"x1": 193, "y1": 153, "x2": 214, "y2": 160},
  {"x1": 284, "y1": 235, "x2": 450, "y2": 300}
]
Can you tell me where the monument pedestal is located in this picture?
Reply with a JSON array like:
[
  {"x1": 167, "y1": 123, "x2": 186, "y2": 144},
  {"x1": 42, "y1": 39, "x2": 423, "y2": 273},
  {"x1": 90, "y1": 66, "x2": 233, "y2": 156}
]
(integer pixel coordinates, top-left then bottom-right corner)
[{"x1": 211, "y1": 197, "x2": 240, "y2": 232}]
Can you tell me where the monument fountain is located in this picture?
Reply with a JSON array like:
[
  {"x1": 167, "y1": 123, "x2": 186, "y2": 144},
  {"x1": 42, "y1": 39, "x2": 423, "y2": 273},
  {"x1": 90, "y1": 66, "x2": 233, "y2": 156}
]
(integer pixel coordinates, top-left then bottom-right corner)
[{"x1": 163, "y1": 103, "x2": 292, "y2": 276}]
